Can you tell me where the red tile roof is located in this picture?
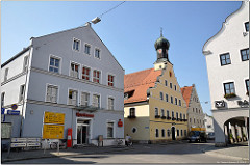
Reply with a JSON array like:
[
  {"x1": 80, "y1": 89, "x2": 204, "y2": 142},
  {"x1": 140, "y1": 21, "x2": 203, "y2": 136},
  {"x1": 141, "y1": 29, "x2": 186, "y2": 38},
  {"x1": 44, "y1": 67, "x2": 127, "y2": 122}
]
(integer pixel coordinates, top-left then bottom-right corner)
[
  {"x1": 181, "y1": 86, "x2": 193, "y2": 108},
  {"x1": 124, "y1": 68, "x2": 162, "y2": 104}
]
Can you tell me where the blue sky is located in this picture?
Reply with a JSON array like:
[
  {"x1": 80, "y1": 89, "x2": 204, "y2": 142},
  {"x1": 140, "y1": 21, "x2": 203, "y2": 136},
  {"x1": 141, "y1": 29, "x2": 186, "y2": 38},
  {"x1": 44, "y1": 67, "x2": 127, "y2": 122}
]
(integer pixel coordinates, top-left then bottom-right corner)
[{"x1": 1, "y1": 1, "x2": 242, "y2": 115}]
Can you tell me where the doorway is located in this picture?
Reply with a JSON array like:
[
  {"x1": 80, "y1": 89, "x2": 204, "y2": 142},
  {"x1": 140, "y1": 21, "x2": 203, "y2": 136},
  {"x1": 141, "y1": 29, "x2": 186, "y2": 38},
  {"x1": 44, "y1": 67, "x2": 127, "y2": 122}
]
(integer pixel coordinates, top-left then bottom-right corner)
[
  {"x1": 171, "y1": 127, "x2": 176, "y2": 140},
  {"x1": 77, "y1": 120, "x2": 90, "y2": 144}
]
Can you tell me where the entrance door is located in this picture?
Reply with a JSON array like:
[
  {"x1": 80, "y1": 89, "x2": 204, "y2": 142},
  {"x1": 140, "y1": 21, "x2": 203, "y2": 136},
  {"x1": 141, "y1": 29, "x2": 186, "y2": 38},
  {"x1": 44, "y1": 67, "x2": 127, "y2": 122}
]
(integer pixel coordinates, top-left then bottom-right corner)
[
  {"x1": 77, "y1": 120, "x2": 90, "y2": 144},
  {"x1": 172, "y1": 127, "x2": 176, "y2": 140}
]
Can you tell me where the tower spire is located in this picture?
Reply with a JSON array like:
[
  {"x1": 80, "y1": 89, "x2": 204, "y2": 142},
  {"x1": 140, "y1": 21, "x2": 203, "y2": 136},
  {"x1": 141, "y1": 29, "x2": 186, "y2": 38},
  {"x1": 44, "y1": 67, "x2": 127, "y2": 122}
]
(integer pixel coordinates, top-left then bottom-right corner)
[{"x1": 160, "y1": 27, "x2": 162, "y2": 37}]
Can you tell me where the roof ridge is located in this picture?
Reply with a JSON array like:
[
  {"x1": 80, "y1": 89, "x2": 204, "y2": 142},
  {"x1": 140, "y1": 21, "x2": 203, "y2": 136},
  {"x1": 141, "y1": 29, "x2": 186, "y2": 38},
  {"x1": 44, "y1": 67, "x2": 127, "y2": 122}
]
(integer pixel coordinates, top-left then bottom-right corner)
[{"x1": 125, "y1": 67, "x2": 154, "y2": 76}]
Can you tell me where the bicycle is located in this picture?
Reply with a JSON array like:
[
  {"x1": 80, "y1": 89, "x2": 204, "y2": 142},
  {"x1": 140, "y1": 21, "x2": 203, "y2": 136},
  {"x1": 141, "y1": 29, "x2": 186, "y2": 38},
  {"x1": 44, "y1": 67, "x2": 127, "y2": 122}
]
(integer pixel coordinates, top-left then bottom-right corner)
[{"x1": 115, "y1": 139, "x2": 123, "y2": 146}]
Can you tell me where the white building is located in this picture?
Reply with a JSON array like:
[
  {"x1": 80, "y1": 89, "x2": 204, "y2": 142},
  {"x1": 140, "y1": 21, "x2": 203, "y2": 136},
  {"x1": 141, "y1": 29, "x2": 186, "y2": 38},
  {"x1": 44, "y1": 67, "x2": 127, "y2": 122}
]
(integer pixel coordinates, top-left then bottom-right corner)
[
  {"x1": 202, "y1": 2, "x2": 249, "y2": 146},
  {"x1": 1, "y1": 22, "x2": 125, "y2": 146},
  {"x1": 204, "y1": 113, "x2": 214, "y2": 134},
  {"x1": 181, "y1": 84, "x2": 205, "y2": 134}
]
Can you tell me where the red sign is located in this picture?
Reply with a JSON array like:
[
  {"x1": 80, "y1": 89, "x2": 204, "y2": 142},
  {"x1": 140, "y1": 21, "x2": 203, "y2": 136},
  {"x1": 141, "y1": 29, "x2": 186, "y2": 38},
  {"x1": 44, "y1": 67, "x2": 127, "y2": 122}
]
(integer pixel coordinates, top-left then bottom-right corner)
[
  {"x1": 76, "y1": 112, "x2": 94, "y2": 117},
  {"x1": 118, "y1": 119, "x2": 123, "y2": 127}
]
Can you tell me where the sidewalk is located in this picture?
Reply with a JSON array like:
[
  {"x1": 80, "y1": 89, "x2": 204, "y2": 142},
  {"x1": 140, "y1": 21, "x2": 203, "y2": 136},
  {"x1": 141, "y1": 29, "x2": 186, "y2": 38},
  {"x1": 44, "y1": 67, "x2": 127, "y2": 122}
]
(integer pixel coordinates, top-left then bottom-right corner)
[
  {"x1": 203, "y1": 141, "x2": 249, "y2": 161},
  {"x1": 1, "y1": 145, "x2": 128, "y2": 163}
]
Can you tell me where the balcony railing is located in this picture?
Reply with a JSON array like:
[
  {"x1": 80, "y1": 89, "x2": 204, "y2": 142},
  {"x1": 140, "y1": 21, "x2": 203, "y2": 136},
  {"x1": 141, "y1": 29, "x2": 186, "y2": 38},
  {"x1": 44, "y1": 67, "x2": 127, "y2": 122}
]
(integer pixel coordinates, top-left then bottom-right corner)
[{"x1": 155, "y1": 115, "x2": 160, "y2": 118}]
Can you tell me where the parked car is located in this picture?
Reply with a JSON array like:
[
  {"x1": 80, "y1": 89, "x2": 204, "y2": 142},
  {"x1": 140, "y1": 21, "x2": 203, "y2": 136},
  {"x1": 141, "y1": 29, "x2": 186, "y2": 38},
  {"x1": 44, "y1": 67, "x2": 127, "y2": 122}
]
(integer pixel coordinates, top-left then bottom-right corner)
[
  {"x1": 207, "y1": 132, "x2": 215, "y2": 140},
  {"x1": 188, "y1": 131, "x2": 207, "y2": 143}
]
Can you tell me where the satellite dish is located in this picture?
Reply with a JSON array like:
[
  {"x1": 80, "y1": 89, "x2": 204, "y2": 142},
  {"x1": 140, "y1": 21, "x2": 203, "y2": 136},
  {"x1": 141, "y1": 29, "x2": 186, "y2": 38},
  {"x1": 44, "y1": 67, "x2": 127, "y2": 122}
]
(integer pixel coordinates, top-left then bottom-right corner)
[{"x1": 91, "y1": 17, "x2": 101, "y2": 24}]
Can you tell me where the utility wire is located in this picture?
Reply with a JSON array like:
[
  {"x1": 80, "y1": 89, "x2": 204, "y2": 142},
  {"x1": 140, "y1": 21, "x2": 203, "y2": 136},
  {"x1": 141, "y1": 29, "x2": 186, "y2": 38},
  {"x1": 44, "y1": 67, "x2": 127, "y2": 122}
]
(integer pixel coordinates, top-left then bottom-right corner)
[{"x1": 99, "y1": 1, "x2": 126, "y2": 18}]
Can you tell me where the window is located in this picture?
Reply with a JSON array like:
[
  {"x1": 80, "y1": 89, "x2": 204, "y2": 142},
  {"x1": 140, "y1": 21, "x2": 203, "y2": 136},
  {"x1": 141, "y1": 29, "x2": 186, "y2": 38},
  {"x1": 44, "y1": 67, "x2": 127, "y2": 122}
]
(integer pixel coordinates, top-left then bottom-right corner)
[
  {"x1": 190, "y1": 118, "x2": 192, "y2": 123},
  {"x1": 160, "y1": 92, "x2": 164, "y2": 100},
  {"x1": 23, "y1": 56, "x2": 29, "y2": 72},
  {"x1": 93, "y1": 70, "x2": 101, "y2": 83},
  {"x1": 176, "y1": 112, "x2": 178, "y2": 119},
  {"x1": 172, "y1": 111, "x2": 174, "y2": 118},
  {"x1": 194, "y1": 118, "x2": 196, "y2": 123},
  {"x1": 129, "y1": 108, "x2": 135, "y2": 116},
  {"x1": 174, "y1": 85, "x2": 177, "y2": 91},
  {"x1": 180, "y1": 113, "x2": 182, "y2": 120},
  {"x1": 165, "y1": 80, "x2": 168, "y2": 86},
  {"x1": 95, "y1": 49, "x2": 100, "y2": 59},
  {"x1": 245, "y1": 22, "x2": 249, "y2": 32},
  {"x1": 166, "y1": 93, "x2": 169, "y2": 102},
  {"x1": 167, "y1": 110, "x2": 170, "y2": 117},
  {"x1": 107, "y1": 122, "x2": 114, "y2": 138},
  {"x1": 93, "y1": 94, "x2": 100, "y2": 108},
  {"x1": 84, "y1": 44, "x2": 91, "y2": 54},
  {"x1": 49, "y1": 57, "x2": 59, "y2": 73},
  {"x1": 196, "y1": 108, "x2": 198, "y2": 113},
  {"x1": 82, "y1": 66, "x2": 91, "y2": 80},
  {"x1": 108, "y1": 75, "x2": 115, "y2": 87},
  {"x1": 70, "y1": 63, "x2": 79, "y2": 78},
  {"x1": 80, "y1": 92, "x2": 90, "y2": 107},
  {"x1": 1, "y1": 92, "x2": 5, "y2": 107},
  {"x1": 68, "y1": 89, "x2": 77, "y2": 105},
  {"x1": 241, "y1": 49, "x2": 249, "y2": 61},
  {"x1": 155, "y1": 108, "x2": 159, "y2": 116},
  {"x1": 220, "y1": 53, "x2": 231, "y2": 65},
  {"x1": 73, "y1": 38, "x2": 80, "y2": 51},
  {"x1": 193, "y1": 108, "x2": 195, "y2": 112},
  {"x1": 224, "y1": 82, "x2": 235, "y2": 94},
  {"x1": 181, "y1": 130, "x2": 183, "y2": 136},
  {"x1": 170, "y1": 83, "x2": 172, "y2": 88},
  {"x1": 184, "y1": 130, "x2": 187, "y2": 136},
  {"x1": 155, "y1": 129, "x2": 159, "y2": 137},
  {"x1": 199, "y1": 110, "x2": 200, "y2": 114},
  {"x1": 108, "y1": 98, "x2": 114, "y2": 110},
  {"x1": 46, "y1": 85, "x2": 58, "y2": 103},
  {"x1": 175, "y1": 98, "x2": 177, "y2": 105},
  {"x1": 177, "y1": 130, "x2": 179, "y2": 136},
  {"x1": 246, "y1": 79, "x2": 249, "y2": 92},
  {"x1": 167, "y1": 129, "x2": 171, "y2": 137},
  {"x1": 161, "y1": 109, "x2": 165, "y2": 116},
  {"x1": 171, "y1": 96, "x2": 173, "y2": 104},
  {"x1": 4, "y1": 68, "x2": 8, "y2": 81},
  {"x1": 161, "y1": 129, "x2": 165, "y2": 137},
  {"x1": 19, "y1": 85, "x2": 25, "y2": 102},
  {"x1": 179, "y1": 100, "x2": 181, "y2": 106},
  {"x1": 183, "y1": 114, "x2": 185, "y2": 119}
]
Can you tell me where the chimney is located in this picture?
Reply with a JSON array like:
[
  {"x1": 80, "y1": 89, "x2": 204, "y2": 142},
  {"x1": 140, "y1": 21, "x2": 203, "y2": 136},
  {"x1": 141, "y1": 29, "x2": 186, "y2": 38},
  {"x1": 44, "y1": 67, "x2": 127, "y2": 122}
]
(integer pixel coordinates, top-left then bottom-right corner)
[{"x1": 84, "y1": 22, "x2": 91, "y2": 27}]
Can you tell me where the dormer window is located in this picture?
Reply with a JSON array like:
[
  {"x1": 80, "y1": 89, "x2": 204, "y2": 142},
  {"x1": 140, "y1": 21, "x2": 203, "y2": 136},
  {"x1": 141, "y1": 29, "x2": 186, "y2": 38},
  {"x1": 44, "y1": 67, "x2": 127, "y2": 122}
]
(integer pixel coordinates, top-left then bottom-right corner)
[{"x1": 124, "y1": 90, "x2": 134, "y2": 100}]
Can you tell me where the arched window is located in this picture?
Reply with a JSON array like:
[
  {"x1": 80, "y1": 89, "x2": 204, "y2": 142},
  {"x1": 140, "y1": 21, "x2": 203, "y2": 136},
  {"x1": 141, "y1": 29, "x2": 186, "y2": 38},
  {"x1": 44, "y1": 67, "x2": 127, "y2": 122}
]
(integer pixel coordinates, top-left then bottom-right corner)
[
  {"x1": 161, "y1": 129, "x2": 165, "y2": 137},
  {"x1": 129, "y1": 108, "x2": 135, "y2": 116},
  {"x1": 155, "y1": 129, "x2": 159, "y2": 137}
]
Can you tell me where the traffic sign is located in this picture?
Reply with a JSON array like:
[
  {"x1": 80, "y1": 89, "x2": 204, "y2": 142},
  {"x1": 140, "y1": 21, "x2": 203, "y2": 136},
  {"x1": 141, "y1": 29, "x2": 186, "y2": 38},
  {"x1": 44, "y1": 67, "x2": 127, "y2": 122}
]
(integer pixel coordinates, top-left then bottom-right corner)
[
  {"x1": 44, "y1": 112, "x2": 65, "y2": 124},
  {"x1": 7, "y1": 110, "x2": 20, "y2": 115},
  {"x1": 11, "y1": 104, "x2": 18, "y2": 110},
  {"x1": 43, "y1": 125, "x2": 65, "y2": 139},
  {"x1": 1, "y1": 108, "x2": 5, "y2": 114}
]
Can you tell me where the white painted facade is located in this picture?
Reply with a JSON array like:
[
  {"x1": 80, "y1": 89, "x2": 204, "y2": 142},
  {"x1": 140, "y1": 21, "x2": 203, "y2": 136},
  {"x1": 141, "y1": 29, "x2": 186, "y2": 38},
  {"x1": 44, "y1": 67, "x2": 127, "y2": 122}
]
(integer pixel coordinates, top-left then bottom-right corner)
[
  {"x1": 204, "y1": 113, "x2": 214, "y2": 134},
  {"x1": 203, "y1": 2, "x2": 249, "y2": 146},
  {"x1": 1, "y1": 23, "x2": 125, "y2": 146}
]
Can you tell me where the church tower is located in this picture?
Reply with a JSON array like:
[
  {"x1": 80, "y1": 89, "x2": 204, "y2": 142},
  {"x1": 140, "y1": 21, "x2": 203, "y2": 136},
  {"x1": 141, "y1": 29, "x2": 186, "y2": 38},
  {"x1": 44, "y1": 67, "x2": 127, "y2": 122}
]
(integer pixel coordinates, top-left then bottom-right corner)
[{"x1": 154, "y1": 31, "x2": 170, "y2": 71}]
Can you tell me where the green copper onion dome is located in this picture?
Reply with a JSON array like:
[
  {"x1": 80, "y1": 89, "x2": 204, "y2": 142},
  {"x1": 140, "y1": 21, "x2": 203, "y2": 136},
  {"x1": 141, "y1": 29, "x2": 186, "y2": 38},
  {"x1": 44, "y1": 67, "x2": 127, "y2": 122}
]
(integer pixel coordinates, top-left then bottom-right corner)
[{"x1": 154, "y1": 36, "x2": 170, "y2": 50}]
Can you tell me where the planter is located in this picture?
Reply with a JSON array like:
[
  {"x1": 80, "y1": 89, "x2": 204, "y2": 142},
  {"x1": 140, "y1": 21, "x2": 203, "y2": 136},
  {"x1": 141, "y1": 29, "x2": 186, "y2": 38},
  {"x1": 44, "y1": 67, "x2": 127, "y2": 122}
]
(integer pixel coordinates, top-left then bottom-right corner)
[
  {"x1": 229, "y1": 138, "x2": 234, "y2": 144},
  {"x1": 161, "y1": 116, "x2": 166, "y2": 119},
  {"x1": 128, "y1": 115, "x2": 136, "y2": 118},
  {"x1": 167, "y1": 116, "x2": 171, "y2": 119},
  {"x1": 224, "y1": 93, "x2": 236, "y2": 99},
  {"x1": 155, "y1": 115, "x2": 160, "y2": 118}
]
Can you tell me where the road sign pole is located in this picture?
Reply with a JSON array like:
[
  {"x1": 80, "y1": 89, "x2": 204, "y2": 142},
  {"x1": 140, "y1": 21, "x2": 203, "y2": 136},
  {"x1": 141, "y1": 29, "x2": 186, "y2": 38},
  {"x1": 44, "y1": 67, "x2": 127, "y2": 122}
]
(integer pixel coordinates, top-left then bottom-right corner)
[
  {"x1": 57, "y1": 140, "x2": 59, "y2": 155},
  {"x1": 44, "y1": 139, "x2": 47, "y2": 155}
]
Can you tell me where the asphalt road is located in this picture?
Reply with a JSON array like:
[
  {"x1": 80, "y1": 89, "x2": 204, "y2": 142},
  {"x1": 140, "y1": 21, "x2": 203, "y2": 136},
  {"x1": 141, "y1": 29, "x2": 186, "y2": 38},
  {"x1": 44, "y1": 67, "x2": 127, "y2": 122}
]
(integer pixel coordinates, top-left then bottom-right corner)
[{"x1": 4, "y1": 141, "x2": 249, "y2": 164}]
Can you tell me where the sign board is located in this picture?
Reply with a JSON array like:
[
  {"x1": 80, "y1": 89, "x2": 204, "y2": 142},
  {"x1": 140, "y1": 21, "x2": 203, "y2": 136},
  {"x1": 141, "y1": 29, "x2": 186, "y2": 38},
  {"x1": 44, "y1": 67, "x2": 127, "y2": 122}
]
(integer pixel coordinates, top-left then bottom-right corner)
[
  {"x1": 215, "y1": 101, "x2": 225, "y2": 108},
  {"x1": 191, "y1": 128, "x2": 206, "y2": 132},
  {"x1": 27, "y1": 138, "x2": 41, "y2": 142},
  {"x1": 27, "y1": 142, "x2": 41, "y2": 147},
  {"x1": 11, "y1": 138, "x2": 27, "y2": 142},
  {"x1": 43, "y1": 125, "x2": 64, "y2": 139},
  {"x1": 11, "y1": 104, "x2": 18, "y2": 110},
  {"x1": 10, "y1": 143, "x2": 26, "y2": 147},
  {"x1": 1, "y1": 108, "x2": 5, "y2": 114},
  {"x1": 76, "y1": 112, "x2": 94, "y2": 117},
  {"x1": 44, "y1": 112, "x2": 65, "y2": 124},
  {"x1": 1, "y1": 122, "x2": 11, "y2": 139},
  {"x1": 7, "y1": 110, "x2": 20, "y2": 115}
]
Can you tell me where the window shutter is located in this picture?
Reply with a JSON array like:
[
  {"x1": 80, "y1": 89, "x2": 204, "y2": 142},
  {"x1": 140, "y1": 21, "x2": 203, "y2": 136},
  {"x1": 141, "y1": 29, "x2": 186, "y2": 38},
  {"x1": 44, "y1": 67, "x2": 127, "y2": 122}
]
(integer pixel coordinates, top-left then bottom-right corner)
[{"x1": 47, "y1": 86, "x2": 52, "y2": 102}]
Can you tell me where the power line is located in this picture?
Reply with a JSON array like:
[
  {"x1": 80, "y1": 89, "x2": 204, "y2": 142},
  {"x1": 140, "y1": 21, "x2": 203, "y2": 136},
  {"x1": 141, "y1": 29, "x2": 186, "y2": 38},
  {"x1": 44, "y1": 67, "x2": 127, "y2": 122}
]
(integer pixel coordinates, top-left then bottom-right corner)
[{"x1": 99, "y1": 1, "x2": 126, "y2": 18}]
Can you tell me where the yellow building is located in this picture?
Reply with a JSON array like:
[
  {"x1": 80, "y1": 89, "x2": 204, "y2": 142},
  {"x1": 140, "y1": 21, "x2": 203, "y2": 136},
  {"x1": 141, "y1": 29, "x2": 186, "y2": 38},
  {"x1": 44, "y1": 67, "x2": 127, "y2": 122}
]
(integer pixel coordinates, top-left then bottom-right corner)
[{"x1": 124, "y1": 33, "x2": 187, "y2": 143}]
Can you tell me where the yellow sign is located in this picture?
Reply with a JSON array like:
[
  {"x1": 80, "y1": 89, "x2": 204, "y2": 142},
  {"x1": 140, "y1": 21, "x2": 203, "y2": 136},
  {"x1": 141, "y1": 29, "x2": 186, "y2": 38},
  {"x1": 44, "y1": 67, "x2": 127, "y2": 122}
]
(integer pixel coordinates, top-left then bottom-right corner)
[
  {"x1": 43, "y1": 125, "x2": 64, "y2": 139},
  {"x1": 191, "y1": 128, "x2": 206, "y2": 132},
  {"x1": 44, "y1": 112, "x2": 65, "y2": 124}
]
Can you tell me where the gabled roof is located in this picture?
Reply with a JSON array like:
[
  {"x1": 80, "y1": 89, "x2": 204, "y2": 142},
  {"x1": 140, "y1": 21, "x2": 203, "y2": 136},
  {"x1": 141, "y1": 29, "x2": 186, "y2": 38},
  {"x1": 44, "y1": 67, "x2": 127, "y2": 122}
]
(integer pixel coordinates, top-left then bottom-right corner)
[
  {"x1": 181, "y1": 86, "x2": 193, "y2": 108},
  {"x1": 124, "y1": 68, "x2": 162, "y2": 104}
]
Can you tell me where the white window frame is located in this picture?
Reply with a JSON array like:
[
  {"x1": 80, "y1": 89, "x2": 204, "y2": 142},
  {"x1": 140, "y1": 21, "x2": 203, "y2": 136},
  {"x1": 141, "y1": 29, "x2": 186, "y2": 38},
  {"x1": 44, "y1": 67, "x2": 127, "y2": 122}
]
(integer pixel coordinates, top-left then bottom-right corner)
[
  {"x1": 23, "y1": 55, "x2": 29, "y2": 72},
  {"x1": 82, "y1": 65, "x2": 91, "y2": 81},
  {"x1": 107, "y1": 96, "x2": 115, "y2": 110},
  {"x1": 93, "y1": 93, "x2": 101, "y2": 108},
  {"x1": 160, "y1": 92, "x2": 164, "y2": 100},
  {"x1": 161, "y1": 129, "x2": 166, "y2": 137},
  {"x1": 155, "y1": 129, "x2": 159, "y2": 138},
  {"x1": 155, "y1": 108, "x2": 159, "y2": 116},
  {"x1": 68, "y1": 88, "x2": 78, "y2": 106},
  {"x1": 45, "y1": 84, "x2": 59, "y2": 103},
  {"x1": 48, "y1": 55, "x2": 61, "y2": 74},
  {"x1": 161, "y1": 109, "x2": 165, "y2": 116},
  {"x1": 80, "y1": 91, "x2": 90, "y2": 107},
  {"x1": 19, "y1": 84, "x2": 25, "y2": 102},
  {"x1": 70, "y1": 61, "x2": 80, "y2": 78},
  {"x1": 93, "y1": 70, "x2": 101, "y2": 84},
  {"x1": 106, "y1": 120, "x2": 115, "y2": 138},
  {"x1": 94, "y1": 48, "x2": 101, "y2": 59},
  {"x1": 1, "y1": 92, "x2": 5, "y2": 107},
  {"x1": 107, "y1": 73, "x2": 115, "y2": 87},
  {"x1": 4, "y1": 67, "x2": 9, "y2": 81},
  {"x1": 72, "y1": 38, "x2": 81, "y2": 52},
  {"x1": 84, "y1": 43, "x2": 91, "y2": 55}
]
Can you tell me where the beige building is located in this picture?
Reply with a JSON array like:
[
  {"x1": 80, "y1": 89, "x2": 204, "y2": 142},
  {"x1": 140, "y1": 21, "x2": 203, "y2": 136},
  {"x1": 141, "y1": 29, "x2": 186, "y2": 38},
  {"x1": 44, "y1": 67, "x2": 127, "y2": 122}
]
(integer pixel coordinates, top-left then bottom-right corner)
[
  {"x1": 124, "y1": 33, "x2": 187, "y2": 143},
  {"x1": 181, "y1": 84, "x2": 205, "y2": 134}
]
